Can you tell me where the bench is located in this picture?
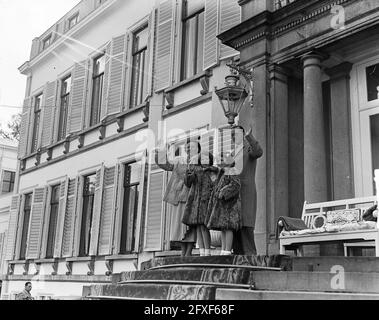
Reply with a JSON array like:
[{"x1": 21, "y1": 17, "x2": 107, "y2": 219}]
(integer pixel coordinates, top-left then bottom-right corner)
[{"x1": 279, "y1": 196, "x2": 379, "y2": 257}]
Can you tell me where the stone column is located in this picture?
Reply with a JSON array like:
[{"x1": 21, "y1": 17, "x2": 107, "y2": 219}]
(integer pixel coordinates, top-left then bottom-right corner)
[
  {"x1": 268, "y1": 64, "x2": 289, "y2": 239},
  {"x1": 301, "y1": 51, "x2": 328, "y2": 203},
  {"x1": 325, "y1": 62, "x2": 354, "y2": 200}
]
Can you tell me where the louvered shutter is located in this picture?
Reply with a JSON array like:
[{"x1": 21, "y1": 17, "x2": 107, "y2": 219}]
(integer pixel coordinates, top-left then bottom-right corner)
[
  {"x1": 54, "y1": 178, "x2": 69, "y2": 258},
  {"x1": 111, "y1": 164, "x2": 123, "y2": 255},
  {"x1": 98, "y1": 166, "x2": 116, "y2": 256},
  {"x1": 0, "y1": 232, "x2": 5, "y2": 271},
  {"x1": 146, "y1": 10, "x2": 157, "y2": 97},
  {"x1": 26, "y1": 188, "x2": 47, "y2": 260},
  {"x1": 144, "y1": 170, "x2": 165, "y2": 251},
  {"x1": 155, "y1": 0, "x2": 176, "y2": 91},
  {"x1": 106, "y1": 35, "x2": 128, "y2": 116},
  {"x1": 203, "y1": 0, "x2": 220, "y2": 70},
  {"x1": 89, "y1": 167, "x2": 105, "y2": 256},
  {"x1": 61, "y1": 177, "x2": 78, "y2": 258},
  {"x1": 100, "y1": 43, "x2": 112, "y2": 119},
  {"x1": 219, "y1": 0, "x2": 240, "y2": 60},
  {"x1": 4, "y1": 196, "x2": 21, "y2": 261},
  {"x1": 41, "y1": 82, "x2": 57, "y2": 147},
  {"x1": 18, "y1": 98, "x2": 32, "y2": 159},
  {"x1": 68, "y1": 60, "x2": 88, "y2": 134}
]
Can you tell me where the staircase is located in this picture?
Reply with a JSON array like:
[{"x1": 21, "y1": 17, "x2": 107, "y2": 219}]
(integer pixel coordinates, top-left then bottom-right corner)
[{"x1": 82, "y1": 255, "x2": 379, "y2": 300}]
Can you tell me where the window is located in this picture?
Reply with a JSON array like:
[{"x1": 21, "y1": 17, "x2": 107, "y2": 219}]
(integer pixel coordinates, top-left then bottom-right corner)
[
  {"x1": 58, "y1": 76, "x2": 71, "y2": 141},
  {"x1": 181, "y1": 0, "x2": 205, "y2": 81},
  {"x1": 130, "y1": 26, "x2": 149, "y2": 108},
  {"x1": 1, "y1": 170, "x2": 15, "y2": 194},
  {"x1": 367, "y1": 63, "x2": 379, "y2": 102},
  {"x1": 46, "y1": 185, "x2": 60, "y2": 259},
  {"x1": 79, "y1": 174, "x2": 96, "y2": 257},
  {"x1": 19, "y1": 193, "x2": 33, "y2": 260},
  {"x1": 90, "y1": 55, "x2": 105, "y2": 126},
  {"x1": 31, "y1": 93, "x2": 43, "y2": 153},
  {"x1": 370, "y1": 114, "x2": 379, "y2": 191},
  {"x1": 42, "y1": 35, "x2": 52, "y2": 50},
  {"x1": 68, "y1": 13, "x2": 79, "y2": 30},
  {"x1": 119, "y1": 162, "x2": 142, "y2": 254}
]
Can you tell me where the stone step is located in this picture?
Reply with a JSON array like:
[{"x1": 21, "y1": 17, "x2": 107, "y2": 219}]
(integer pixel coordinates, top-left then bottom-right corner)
[
  {"x1": 250, "y1": 271, "x2": 379, "y2": 294},
  {"x1": 142, "y1": 255, "x2": 292, "y2": 271},
  {"x1": 119, "y1": 268, "x2": 251, "y2": 285},
  {"x1": 292, "y1": 257, "x2": 379, "y2": 273},
  {"x1": 216, "y1": 289, "x2": 379, "y2": 300},
  {"x1": 83, "y1": 283, "x2": 216, "y2": 300}
]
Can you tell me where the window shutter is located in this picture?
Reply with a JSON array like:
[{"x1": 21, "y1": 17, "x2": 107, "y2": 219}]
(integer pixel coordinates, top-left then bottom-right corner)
[
  {"x1": 89, "y1": 166, "x2": 105, "y2": 256},
  {"x1": 0, "y1": 232, "x2": 5, "y2": 271},
  {"x1": 18, "y1": 98, "x2": 32, "y2": 159},
  {"x1": 26, "y1": 188, "x2": 47, "y2": 260},
  {"x1": 219, "y1": 0, "x2": 240, "y2": 60},
  {"x1": 41, "y1": 81, "x2": 58, "y2": 147},
  {"x1": 68, "y1": 60, "x2": 88, "y2": 134},
  {"x1": 111, "y1": 164, "x2": 123, "y2": 255},
  {"x1": 106, "y1": 35, "x2": 128, "y2": 116},
  {"x1": 146, "y1": 10, "x2": 157, "y2": 97},
  {"x1": 155, "y1": 0, "x2": 176, "y2": 91},
  {"x1": 101, "y1": 43, "x2": 112, "y2": 120},
  {"x1": 203, "y1": 0, "x2": 220, "y2": 70},
  {"x1": 61, "y1": 177, "x2": 78, "y2": 258},
  {"x1": 98, "y1": 166, "x2": 116, "y2": 256},
  {"x1": 4, "y1": 195, "x2": 21, "y2": 261},
  {"x1": 144, "y1": 170, "x2": 165, "y2": 252},
  {"x1": 54, "y1": 178, "x2": 69, "y2": 258}
]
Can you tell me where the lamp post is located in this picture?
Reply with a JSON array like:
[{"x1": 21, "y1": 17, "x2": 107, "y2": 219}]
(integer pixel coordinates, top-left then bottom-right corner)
[{"x1": 216, "y1": 68, "x2": 251, "y2": 126}]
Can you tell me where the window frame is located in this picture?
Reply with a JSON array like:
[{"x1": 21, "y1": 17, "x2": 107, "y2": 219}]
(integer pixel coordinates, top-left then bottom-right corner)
[
  {"x1": 129, "y1": 24, "x2": 149, "y2": 109},
  {"x1": 18, "y1": 192, "x2": 33, "y2": 261},
  {"x1": 179, "y1": 0, "x2": 205, "y2": 82},
  {"x1": 90, "y1": 53, "x2": 106, "y2": 127},
  {"x1": 31, "y1": 92, "x2": 43, "y2": 154},
  {"x1": 113, "y1": 152, "x2": 147, "y2": 255},
  {"x1": 42, "y1": 34, "x2": 52, "y2": 50},
  {"x1": 68, "y1": 13, "x2": 79, "y2": 30},
  {"x1": 57, "y1": 74, "x2": 72, "y2": 142},
  {"x1": 1, "y1": 170, "x2": 15, "y2": 194}
]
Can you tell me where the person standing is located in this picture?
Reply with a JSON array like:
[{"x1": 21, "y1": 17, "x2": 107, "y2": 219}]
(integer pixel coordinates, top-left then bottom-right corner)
[
  {"x1": 183, "y1": 140, "x2": 214, "y2": 257},
  {"x1": 154, "y1": 141, "x2": 197, "y2": 257},
  {"x1": 232, "y1": 126, "x2": 263, "y2": 256},
  {"x1": 16, "y1": 282, "x2": 34, "y2": 300},
  {"x1": 206, "y1": 153, "x2": 242, "y2": 255}
]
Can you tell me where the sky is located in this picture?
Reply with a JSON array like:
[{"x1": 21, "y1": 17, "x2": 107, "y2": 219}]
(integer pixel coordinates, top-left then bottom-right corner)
[{"x1": 0, "y1": 0, "x2": 81, "y2": 129}]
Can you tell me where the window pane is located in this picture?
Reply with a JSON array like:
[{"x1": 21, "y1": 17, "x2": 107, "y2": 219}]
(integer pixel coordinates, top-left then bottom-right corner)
[
  {"x1": 134, "y1": 27, "x2": 149, "y2": 53},
  {"x1": 62, "y1": 76, "x2": 71, "y2": 95},
  {"x1": 91, "y1": 73, "x2": 104, "y2": 126},
  {"x1": 129, "y1": 162, "x2": 142, "y2": 184},
  {"x1": 94, "y1": 55, "x2": 105, "y2": 76},
  {"x1": 366, "y1": 63, "x2": 379, "y2": 102},
  {"x1": 184, "y1": 0, "x2": 205, "y2": 18},
  {"x1": 371, "y1": 114, "x2": 379, "y2": 191},
  {"x1": 20, "y1": 193, "x2": 33, "y2": 260}
]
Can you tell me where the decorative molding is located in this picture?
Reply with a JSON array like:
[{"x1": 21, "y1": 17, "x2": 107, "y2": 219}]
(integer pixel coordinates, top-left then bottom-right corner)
[
  {"x1": 105, "y1": 260, "x2": 114, "y2": 276},
  {"x1": 52, "y1": 260, "x2": 59, "y2": 276},
  {"x1": 116, "y1": 117, "x2": 124, "y2": 133},
  {"x1": 20, "y1": 160, "x2": 26, "y2": 171},
  {"x1": 200, "y1": 75, "x2": 210, "y2": 96},
  {"x1": 23, "y1": 261, "x2": 30, "y2": 276},
  {"x1": 34, "y1": 263, "x2": 41, "y2": 276},
  {"x1": 165, "y1": 92, "x2": 175, "y2": 110},
  {"x1": 66, "y1": 261, "x2": 73, "y2": 276},
  {"x1": 99, "y1": 121, "x2": 106, "y2": 140},
  {"x1": 87, "y1": 259, "x2": 95, "y2": 276},
  {"x1": 46, "y1": 148, "x2": 53, "y2": 161},
  {"x1": 78, "y1": 134, "x2": 85, "y2": 149},
  {"x1": 142, "y1": 101, "x2": 150, "y2": 123},
  {"x1": 63, "y1": 137, "x2": 70, "y2": 155},
  {"x1": 35, "y1": 150, "x2": 42, "y2": 166},
  {"x1": 8, "y1": 263, "x2": 15, "y2": 276},
  {"x1": 163, "y1": 92, "x2": 213, "y2": 118}
]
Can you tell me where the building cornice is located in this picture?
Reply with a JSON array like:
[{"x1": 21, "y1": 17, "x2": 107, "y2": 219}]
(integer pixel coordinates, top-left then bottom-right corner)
[
  {"x1": 218, "y1": 0, "x2": 354, "y2": 50},
  {"x1": 18, "y1": 0, "x2": 118, "y2": 72}
]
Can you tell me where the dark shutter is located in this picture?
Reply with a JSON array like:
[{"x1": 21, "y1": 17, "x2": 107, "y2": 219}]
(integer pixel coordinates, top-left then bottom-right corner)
[
  {"x1": 144, "y1": 170, "x2": 165, "y2": 251},
  {"x1": 26, "y1": 188, "x2": 47, "y2": 260},
  {"x1": 219, "y1": 0, "x2": 240, "y2": 60},
  {"x1": 18, "y1": 98, "x2": 32, "y2": 158},
  {"x1": 4, "y1": 196, "x2": 21, "y2": 261},
  {"x1": 155, "y1": 0, "x2": 176, "y2": 91},
  {"x1": 203, "y1": 0, "x2": 219, "y2": 70},
  {"x1": 41, "y1": 81, "x2": 57, "y2": 147}
]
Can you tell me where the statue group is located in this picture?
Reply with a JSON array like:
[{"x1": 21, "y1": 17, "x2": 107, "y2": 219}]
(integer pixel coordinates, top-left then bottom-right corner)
[{"x1": 155, "y1": 126, "x2": 263, "y2": 257}]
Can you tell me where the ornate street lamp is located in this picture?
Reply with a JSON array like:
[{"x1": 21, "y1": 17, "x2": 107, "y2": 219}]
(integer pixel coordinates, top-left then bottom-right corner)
[{"x1": 216, "y1": 63, "x2": 254, "y2": 126}]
